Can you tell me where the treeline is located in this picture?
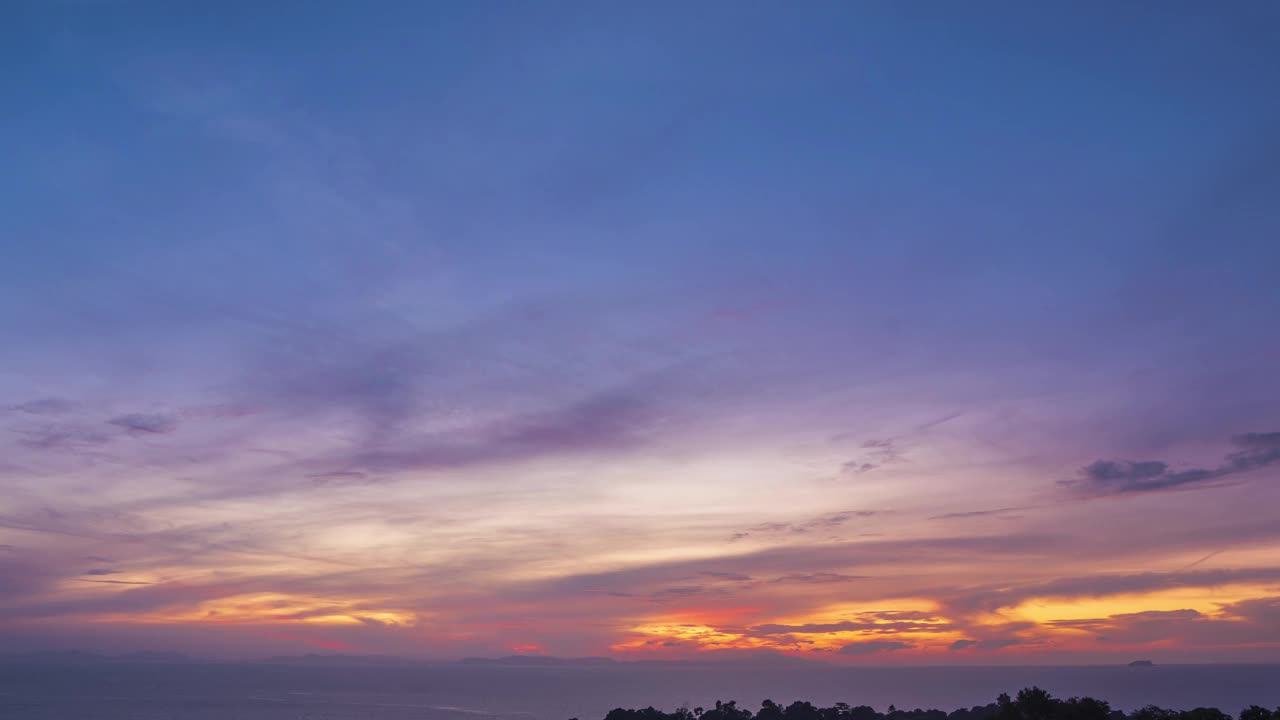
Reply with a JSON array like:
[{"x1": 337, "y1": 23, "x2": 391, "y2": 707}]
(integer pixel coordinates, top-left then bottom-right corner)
[{"x1": 593, "y1": 687, "x2": 1280, "y2": 720}]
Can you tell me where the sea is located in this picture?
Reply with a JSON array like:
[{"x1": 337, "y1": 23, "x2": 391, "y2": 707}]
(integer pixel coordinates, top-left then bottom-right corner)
[{"x1": 1, "y1": 662, "x2": 1277, "y2": 720}]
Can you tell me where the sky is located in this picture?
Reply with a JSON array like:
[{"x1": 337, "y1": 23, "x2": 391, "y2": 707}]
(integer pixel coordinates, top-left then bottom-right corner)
[{"x1": 2, "y1": 1, "x2": 1279, "y2": 665}]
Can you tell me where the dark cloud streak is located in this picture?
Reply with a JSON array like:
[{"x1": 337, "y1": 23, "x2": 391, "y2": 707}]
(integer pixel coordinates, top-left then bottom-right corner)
[
  {"x1": 1067, "y1": 431, "x2": 1280, "y2": 496},
  {"x1": 838, "y1": 640, "x2": 913, "y2": 654},
  {"x1": 108, "y1": 413, "x2": 179, "y2": 435}
]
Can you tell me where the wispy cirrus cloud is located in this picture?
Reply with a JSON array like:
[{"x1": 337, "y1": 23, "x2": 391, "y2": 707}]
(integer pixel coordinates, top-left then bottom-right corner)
[
  {"x1": 729, "y1": 511, "x2": 877, "y2": 542},
  {"x1": 929, "y1": 507, "x2": 1025, "y2": 521},
  {"x1": 7, "y1": 397, "x2": 76, "y2": 415},
  {"x1": 341, "y1": 386, "x2": 661, "y2": 474},
  {"x1": 770, "y1": 573, "x2": 866, "y2": 585},
  {"x1": 15, "y1": 424, "x2": 113, "y2": 451},
  {"x1": 841, "y1": 439, "x2": 902, "y2": 476}
]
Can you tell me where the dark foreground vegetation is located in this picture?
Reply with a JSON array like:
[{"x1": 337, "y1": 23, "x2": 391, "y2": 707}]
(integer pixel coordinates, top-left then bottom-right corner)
[{"x1": 593, "y1": 688, "x2": 1280, "y2": 720}]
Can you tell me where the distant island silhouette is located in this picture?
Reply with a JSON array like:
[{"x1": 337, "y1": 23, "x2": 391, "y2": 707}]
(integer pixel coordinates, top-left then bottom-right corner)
[
  {"x1": 1129, "y1": 660, "x2": 1155, "y2": 667},
  {"x1": 589, "y1": 687, "x2": 1280, "y2": 720}
]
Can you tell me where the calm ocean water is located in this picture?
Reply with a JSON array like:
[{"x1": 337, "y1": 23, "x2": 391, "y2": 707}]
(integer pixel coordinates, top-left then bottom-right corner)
[{"x1": 1, "y1": 662, "x2": 1277, "y2": 720}]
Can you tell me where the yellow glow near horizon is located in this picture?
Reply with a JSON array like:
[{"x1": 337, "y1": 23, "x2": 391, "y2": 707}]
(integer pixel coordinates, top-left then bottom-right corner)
[
  {"x1": 610, "y1": 597, "x2": 970, "y2": 654},
  {"x1": 768, "y1": 598, "x2": 942, "y2": 626},
  {"x1": 604, "y1": 584, "x2": 1280, "y2": 656},
  {"x1": 611, "y1": 622, "x2": 773, "y2": 652},
  {"x1": 1010, "y1": 583, "x2": 1272, "y2": 624},
  {"x1": 88, "y1": 592, "x2": 416, "y2": 627}
]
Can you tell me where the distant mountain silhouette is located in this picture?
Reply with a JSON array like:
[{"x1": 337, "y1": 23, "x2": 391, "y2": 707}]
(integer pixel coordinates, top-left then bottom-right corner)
[
  {"x1": 1128, "y1": 660, "x2": 1155, "y2": 667},
  {"x1": 681, "y1": 650, "x2": 824, "y2": 667},
  {"x1": 461, "y1": 655, "x2": 616, "y2": 667},
  {"x1": 117, "y1": 651, "x2": 195, "y2": 664},
  {"x1": 261, "y1": 653, "x2": 422, "y2": 667}
]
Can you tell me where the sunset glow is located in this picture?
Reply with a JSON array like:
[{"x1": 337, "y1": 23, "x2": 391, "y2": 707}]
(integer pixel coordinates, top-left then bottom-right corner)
[{"x1": 3, "y1": 1, "x2": 1279, "y2": 667}]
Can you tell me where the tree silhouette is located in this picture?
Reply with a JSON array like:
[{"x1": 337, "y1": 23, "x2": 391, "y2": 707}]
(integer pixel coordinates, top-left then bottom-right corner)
[
  {"x1": 759, "y1": 700, "x2": 785, "y2": 720},
  {"x1": 1238, "y1": 708, "x2": 1280, "y2": 720},
  {"x1": 594, "y1": 688, "x2": 1267, "y2": 720}
]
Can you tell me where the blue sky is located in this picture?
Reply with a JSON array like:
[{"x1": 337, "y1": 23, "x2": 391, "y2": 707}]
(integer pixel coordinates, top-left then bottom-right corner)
[{"x1": 2, "y1": 1, "x2": 1279, "y2": 661}]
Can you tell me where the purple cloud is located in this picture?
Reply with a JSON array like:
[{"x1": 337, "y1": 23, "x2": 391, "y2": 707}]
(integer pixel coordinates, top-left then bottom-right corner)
[
  {"x1": 7, "y1": 397, "x2": 76, "y2": 414},
  {"x1": 107, "y1": 413, "x2": 179, "y2": 435}
]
